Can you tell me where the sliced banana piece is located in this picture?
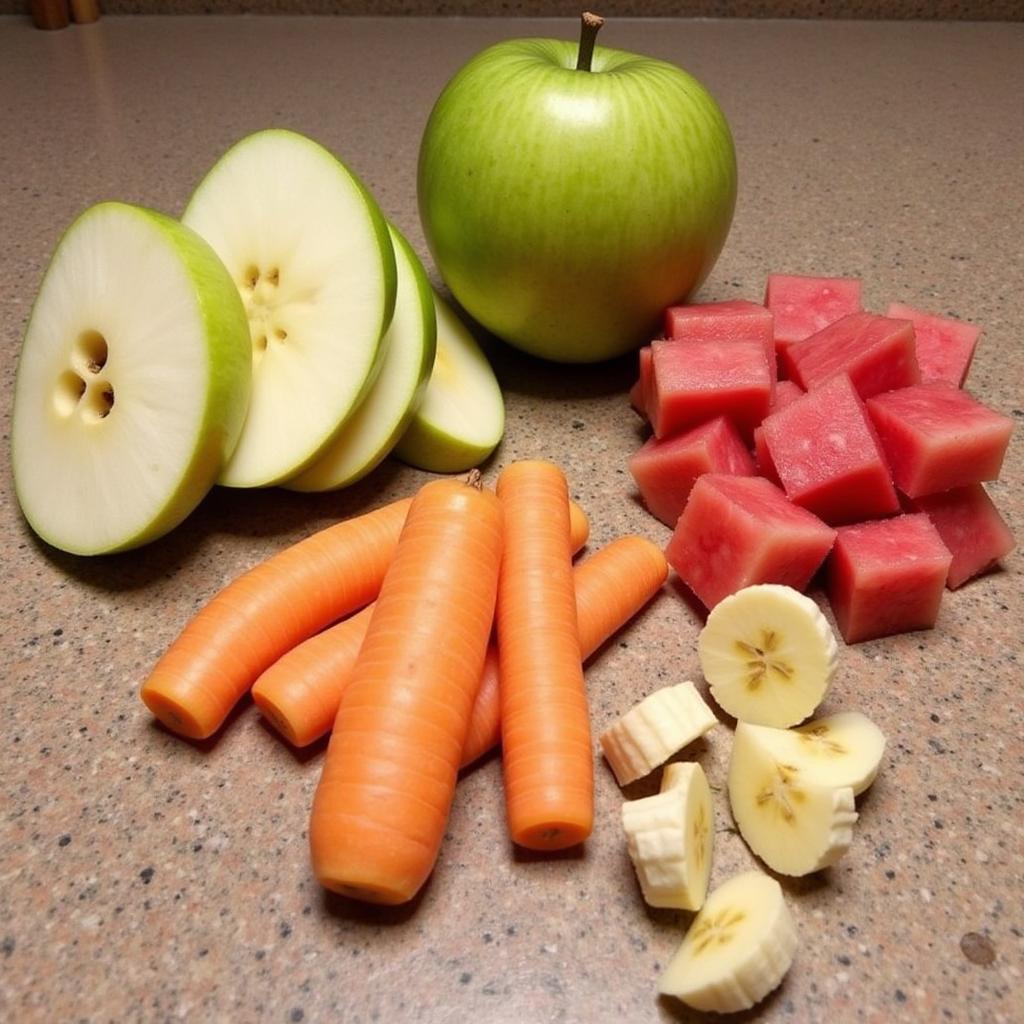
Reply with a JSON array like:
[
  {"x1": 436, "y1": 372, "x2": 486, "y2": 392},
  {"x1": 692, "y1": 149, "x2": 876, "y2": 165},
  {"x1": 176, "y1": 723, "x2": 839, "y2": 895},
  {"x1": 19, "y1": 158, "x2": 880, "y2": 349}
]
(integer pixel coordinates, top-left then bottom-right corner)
[
  {"x1": 658, "y1": 870, "x2": 798, "y2": 1013},
  {"x1": 729, "y1": 721, "x2": 857, "y2": 876},
  {"x1": 622, "y1": 762, "x2": 714, "y2": 911},
  {"x1": 740, "y1": 712, "x2": 886, "y2": 797},
  {"x1": 601, "y1": 682, "x2": 718, "y2": 787},
  {"x1": 698, "y1": 584, "x2": 837, "y2": 727}
]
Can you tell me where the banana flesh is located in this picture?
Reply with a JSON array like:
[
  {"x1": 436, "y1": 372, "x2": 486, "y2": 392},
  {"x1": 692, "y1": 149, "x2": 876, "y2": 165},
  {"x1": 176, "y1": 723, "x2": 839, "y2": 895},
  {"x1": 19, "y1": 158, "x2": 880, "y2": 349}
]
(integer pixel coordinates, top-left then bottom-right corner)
[
  {"x1": 729, "y1": 721, "x2": 858, "y2": 876},
  {"x1": 698, "y1": 584, "x2": 837, "y2": 728},
  {"x1": 739, "y1": 711, "x2": 886, "y2": 797},
  {"x1": 621, "y1": 762, "x2": 714, "y2": 910},
  {"x1": 601, "y1": 682, "x2": 718, "y2": 786},
  {"x1": 658, "y1": 870, "x2": 798, "y2": 1013}
]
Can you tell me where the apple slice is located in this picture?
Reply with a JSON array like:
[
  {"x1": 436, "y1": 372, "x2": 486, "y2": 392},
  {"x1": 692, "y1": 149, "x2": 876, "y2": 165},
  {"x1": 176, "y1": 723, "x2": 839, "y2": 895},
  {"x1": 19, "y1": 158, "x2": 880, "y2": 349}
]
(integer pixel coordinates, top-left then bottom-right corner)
[
  {"x1": 182, "y1": 128, "x2": 397, "y2": 488},
  {"x1": 11, "y1": 202, "x2": 251, "y2": 555},
  {"x1": 393, "y1": 296, "x2": 504, "y2": 473},
  {"x1": 285, "y1": 224, "x2": 437, "y2": 491}
]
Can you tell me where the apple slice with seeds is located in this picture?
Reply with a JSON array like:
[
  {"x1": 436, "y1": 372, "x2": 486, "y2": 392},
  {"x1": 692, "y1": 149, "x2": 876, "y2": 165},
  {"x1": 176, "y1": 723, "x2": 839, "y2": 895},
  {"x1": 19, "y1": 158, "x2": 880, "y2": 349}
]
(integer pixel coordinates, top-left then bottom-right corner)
[
  {"x1": 285, "y1": 224, "x2": 436, "y2": 491},
  {"x1": 182, "y1": 128, "x2": 397, "y2": 488},
  {"x1": 11, "y1": 201, "x2": 251, "y2": 555},
  {"x1": 393, "y1": 296, "x2": 504, "y2": 473}
]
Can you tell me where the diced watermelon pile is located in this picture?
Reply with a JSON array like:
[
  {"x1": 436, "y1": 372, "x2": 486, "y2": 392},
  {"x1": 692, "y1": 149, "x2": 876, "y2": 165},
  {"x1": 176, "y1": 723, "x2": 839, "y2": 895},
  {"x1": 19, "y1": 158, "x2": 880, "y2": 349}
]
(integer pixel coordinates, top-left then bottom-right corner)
[{"x1": 627, "y1": 275, "x2": 1016, "y2": 644}]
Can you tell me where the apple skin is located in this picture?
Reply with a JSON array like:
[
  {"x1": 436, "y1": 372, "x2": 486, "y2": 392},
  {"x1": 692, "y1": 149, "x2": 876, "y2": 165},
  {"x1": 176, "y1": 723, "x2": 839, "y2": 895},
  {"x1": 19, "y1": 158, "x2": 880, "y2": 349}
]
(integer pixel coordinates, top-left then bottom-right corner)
[
  {"x1": 393, "y1": 295, "x2": 504, "y2": 473},
  {"x1": 418, "y1": 38, "x2": 737, "y2": 363}
]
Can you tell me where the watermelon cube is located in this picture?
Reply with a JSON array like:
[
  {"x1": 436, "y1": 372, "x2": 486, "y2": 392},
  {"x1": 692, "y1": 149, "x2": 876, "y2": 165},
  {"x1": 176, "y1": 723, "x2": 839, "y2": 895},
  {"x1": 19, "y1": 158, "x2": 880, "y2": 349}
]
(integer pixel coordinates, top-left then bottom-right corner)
[
  {"x1": 783, "y1": 312, "x2": 920, "y2": 399},
  {"x1": 630, "y1": 345, "x2": 654, "y2": 418},
  {"x1": 666, "y1": 474, "x2": 836, "y2": 610},
  {"x1": 752, "y1": 382, "x2": 807, "y2": 482},
  {"x1": 827, "y1": 514, "x2": 952, "y2": 644},
  {"x1": 771, "y1": 379, "x2": 805, "y2": 412},
  {"x1": 760, "y1": 373, "x2": 900, "y2": 526},
  {"x1": 866, "y1": 382, "x2": 1013, "y2": 497},
  {"x1": 887, "y1": 302, "x2": 981, "y2": 387},
  {"x1": 629, "y1": 417, "x2": 756, "y2": 527},
  {"x1": 764, "y1": 273, "x2": 862, "y2": 359},
  {"x1": 664, "y1": 299, "x2": 777, "y2": 378},
  {"x1": 908, "y1": 484, "x2": 1016, "y2": 589},
  {"x1": 650, "y1": 338, "x2": 773, "y2": 440},
  {"x1": 753, "y1": 426, "x2": 780, "y2": 486}
]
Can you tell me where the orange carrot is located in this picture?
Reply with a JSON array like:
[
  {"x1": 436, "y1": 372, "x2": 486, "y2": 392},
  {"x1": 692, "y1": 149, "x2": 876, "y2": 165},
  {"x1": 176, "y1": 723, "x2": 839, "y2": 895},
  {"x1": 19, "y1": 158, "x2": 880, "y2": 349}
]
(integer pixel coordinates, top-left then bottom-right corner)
[
  {"x1": 496, "y1": 459, "x2": 592, "y2": 851},
  {"x1": 461, "y1": 534, "x2": 668, "y2": 768},
  {"x1": 253, "y1": 500, "x2": 590, "y2": 748},
  {"x1": 140, "y1": 497, "x2": 412, "y2": 740},
  {"x1": 309, "y1": 474, "x2": 502, "y2": 904}
]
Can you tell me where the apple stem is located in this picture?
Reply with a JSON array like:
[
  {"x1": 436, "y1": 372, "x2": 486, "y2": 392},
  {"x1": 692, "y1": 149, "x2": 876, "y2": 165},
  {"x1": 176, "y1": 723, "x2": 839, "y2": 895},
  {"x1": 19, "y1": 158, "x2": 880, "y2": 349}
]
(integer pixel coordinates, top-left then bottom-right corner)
[{"x1": 575, "y1": 11, "x2": 604, "y2": 72}]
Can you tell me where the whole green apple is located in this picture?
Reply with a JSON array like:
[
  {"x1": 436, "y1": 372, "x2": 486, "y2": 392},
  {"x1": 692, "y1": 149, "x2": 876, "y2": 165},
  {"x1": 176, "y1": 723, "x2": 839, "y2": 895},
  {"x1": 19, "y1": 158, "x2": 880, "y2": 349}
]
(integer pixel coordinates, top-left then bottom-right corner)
[{"x1": 418, "y1": 15, "x2": 737, "y2": 363}]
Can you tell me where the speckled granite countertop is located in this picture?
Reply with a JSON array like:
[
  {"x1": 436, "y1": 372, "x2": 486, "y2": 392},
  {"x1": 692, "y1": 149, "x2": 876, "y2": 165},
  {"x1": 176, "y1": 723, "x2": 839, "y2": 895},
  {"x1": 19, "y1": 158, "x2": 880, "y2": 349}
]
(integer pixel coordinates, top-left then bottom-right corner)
[
  {"x1": 7, "y1": 3, "x2": 1024, "y2": 21},
  {"x1": 1, "y1": 15, "x2": 1021, "y2": 1024}
]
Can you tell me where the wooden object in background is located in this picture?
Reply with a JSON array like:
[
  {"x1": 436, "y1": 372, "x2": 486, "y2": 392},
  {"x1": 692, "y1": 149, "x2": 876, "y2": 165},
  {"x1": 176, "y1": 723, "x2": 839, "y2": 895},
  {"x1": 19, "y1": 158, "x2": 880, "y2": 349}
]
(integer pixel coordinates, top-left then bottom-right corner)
[
  {"x1": 70, "y1": 0, "x2": 100, "y2": 22},
  {"x1": 29, "y1": 0, "x2": 70, "y2": 29}
]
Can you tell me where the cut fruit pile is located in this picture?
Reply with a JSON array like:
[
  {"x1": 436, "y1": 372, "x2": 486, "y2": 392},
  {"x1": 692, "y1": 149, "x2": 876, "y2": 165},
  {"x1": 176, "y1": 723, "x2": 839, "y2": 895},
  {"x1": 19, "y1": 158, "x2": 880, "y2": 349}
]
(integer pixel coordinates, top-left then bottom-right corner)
[
  {"x1": 628, "y1": 273, "x2": 1016, "y2": 643},
  {"x1": 11, "y1": 129, "x2": 505, "y2": 556},
  {"x1": 606, "y1": 582, "x2": 886, "y2": 1013}
]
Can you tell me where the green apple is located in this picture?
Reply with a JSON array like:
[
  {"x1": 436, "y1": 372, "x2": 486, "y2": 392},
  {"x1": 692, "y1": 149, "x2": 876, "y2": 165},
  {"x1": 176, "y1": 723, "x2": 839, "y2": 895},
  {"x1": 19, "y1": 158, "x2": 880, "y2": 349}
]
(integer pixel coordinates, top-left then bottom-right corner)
[
  {"x1": 418, "y1": 14, "x2": 737, "y2": 363},
  {"x1": 284, "y1": 224, "x2": 437, "y2": 491},
  {"x1": 393, "y1": 296, "x2": 504, "y2": 473},
  {"x1": 183, "y1": 128, "x2": 396, "y2": 487},
  {"x1": 11, "y1": 201, "x2": 251, "y2": 555}
]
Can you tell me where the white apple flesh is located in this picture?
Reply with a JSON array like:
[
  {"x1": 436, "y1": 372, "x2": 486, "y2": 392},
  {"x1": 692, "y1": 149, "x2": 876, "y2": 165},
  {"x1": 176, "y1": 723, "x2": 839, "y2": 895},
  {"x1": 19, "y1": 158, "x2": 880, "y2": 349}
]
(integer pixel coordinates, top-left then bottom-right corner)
[
  {"x1": 183, "y1": 128, "x2": 397, "y2": 487},
  {"x1": 11, "y1": 202, "x2": 251, "y2": 555},
  {"x1": 285, "y1": 224, "x2": 437, "y2": 491},
  {"x1": 418, "y1": 19, "x2": 737, "y2": 363},
  {"x1": 393, "y1": 296, "x2": 504, "y2": 473}
]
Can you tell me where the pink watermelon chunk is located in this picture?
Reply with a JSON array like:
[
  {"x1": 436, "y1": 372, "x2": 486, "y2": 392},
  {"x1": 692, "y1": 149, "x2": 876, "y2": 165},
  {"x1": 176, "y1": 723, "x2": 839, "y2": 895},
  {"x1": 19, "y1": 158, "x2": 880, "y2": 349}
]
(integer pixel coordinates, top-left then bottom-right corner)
[
  {"x1": 783, "y1": 312, "x2": 920, "y2": 399},
  {"x1": 754, "y1": 377, "x2": 807, "y2": 486},
  {"x1": 630, "y1": 345, "x2": 654, "y2": 418},
  {"x1": 771, "y1": 379, "x2": 805, "y2": 412},
  {"x1": 865, "y1": 382, "x2": 1014, "y2": 497},
  {"x1": 907, "y1": 484, "x2": 1016, "y2": 589},
  {"x1": 664, "y1": 299, "x2": 777, "y2": 378},
  {"x1": 650, "y1": 338, "x2": 773, "y2": 440},
  {"x1": 760, "y1": 373, "x2": 900, "y2": 526},
  {"x1": 764, "y1": 273, "x2": 862, "y2": 360},
  {"x1": 629, "y1": 417, "x2": 756, "y2": 528},
  {"x1": 666, "y1": 473, "x2": 836, "y2": 610},
  {"x1": 887, "y1": 302, "x2": 981, "y2": 387},
  {"x1": 827, "y1": 514, "x2": 952, "y2": 644},
  {"x1": 753, "y1": 427, "x2": 780, "y2": 486}
]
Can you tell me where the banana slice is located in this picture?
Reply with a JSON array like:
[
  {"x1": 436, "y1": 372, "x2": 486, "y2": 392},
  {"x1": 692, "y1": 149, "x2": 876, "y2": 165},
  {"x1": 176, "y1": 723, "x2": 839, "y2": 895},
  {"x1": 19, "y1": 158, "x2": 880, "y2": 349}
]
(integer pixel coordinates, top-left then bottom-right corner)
[
  {"x1": 622, "y1": 762, "x2": 714, "y2": 910},
  {"x1": 600, "y1": 682, "x2": 718, "y2": 786},
  {"x1": 729, "y1": 721, "x2": 858, "y2": 876},
  {"x1": 698, "y1": 584, "x2": 837, "y2": 727},
  {"x1": 658, "y1": 870, "x2": 798, "y2": 1013},
  {"x1": 739, "y1": 712, "x2": 886, "y2": 797}
]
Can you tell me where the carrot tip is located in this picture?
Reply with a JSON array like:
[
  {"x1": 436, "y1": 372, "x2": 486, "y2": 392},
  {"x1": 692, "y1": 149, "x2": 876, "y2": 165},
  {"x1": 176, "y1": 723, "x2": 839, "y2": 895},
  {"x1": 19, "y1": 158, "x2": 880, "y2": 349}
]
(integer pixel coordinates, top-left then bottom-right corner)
[
  {"x1": 319, "y1": 877, "x2": 412, "y2": 905},
  {"x1": 141, "y1": 685, "x2": 211, "y2": 741},
  {"x1": 251, "y1": 689, "x2": 303, "y2": 747},
  {"x1": 514, "y1": 819, "x2": 592, "y2": 852}
]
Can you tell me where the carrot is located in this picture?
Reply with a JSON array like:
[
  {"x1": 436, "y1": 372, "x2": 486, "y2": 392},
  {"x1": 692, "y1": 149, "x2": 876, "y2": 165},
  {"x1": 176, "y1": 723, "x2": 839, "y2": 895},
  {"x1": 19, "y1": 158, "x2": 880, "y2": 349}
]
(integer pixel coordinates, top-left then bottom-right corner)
[
  {"x1": 140, "y1": 496, "x2": 413, "y2": 740},
  {"x1": 309, "y1": 474, "x2": 502, "y2": 904},
  {"x1": 496, "y1": 459, "x2": 593, "y2": 851},
  {"x1": 252, "y1": 499, "x2": 590, "y2": 748},
  {"x1": 461, "y1": 534, "x2": 668, "y2": 768}
]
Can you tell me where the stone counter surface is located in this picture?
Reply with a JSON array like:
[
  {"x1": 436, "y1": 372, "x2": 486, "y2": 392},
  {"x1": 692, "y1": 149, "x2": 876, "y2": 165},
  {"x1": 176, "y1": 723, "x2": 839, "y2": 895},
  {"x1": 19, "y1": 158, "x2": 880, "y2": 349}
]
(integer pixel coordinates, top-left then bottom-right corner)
[
  {"x1": 1, "y1": 15, "x2": 1021, "y2": 1024},
  {"x1": 6, "y1": 3, "x2": 1024, "y2": 21}
]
